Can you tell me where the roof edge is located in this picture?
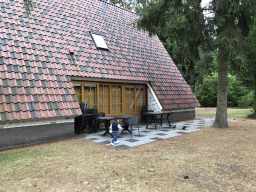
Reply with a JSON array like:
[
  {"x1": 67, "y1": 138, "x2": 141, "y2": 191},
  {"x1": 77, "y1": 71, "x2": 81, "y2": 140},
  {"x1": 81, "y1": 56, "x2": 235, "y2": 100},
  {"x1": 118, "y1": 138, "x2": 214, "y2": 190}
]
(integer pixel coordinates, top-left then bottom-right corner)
[
  {"x1": 71, "y1": 76, "x2": 148, "y2": 84},
  {"x1": 99, "y1": 0, "x2": 137, "y2": 15}
]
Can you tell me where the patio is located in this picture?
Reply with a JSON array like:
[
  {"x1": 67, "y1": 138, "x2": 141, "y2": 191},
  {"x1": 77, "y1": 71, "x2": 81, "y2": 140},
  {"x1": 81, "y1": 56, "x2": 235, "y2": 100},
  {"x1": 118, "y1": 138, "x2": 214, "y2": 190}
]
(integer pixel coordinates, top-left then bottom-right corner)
[{"x1": 77, "y1": 118, "x2": 215, "y2": 149}]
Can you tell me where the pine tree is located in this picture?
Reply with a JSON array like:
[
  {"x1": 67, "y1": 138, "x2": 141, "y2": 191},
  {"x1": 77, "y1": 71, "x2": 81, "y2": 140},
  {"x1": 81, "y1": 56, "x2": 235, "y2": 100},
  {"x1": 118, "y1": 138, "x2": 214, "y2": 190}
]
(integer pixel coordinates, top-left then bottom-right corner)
[
  {"x1": 23, "y1": 0, "x2": 34, "y2": 19},
  {"x1": 136, "y1": 0, "x2": 210, "y2": 89},
  {"x1": 136, "y1": 0, "x2": 256, "y2": 127},
  {"x1": 210, "y1": 0, "x2": 256, "y2": 126}
]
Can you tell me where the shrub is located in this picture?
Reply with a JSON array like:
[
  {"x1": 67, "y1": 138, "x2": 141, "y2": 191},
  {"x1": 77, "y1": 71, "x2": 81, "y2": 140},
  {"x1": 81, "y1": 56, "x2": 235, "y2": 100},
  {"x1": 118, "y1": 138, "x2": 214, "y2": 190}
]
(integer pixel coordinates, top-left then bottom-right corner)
[
  {"x1": 195, "y1": 72, "x2": 218, "y2": 107},
  {"x1": 238, "y1": 91, "x2": 254, "y2": 108},
  {"x1": 227, "y1": 74, "x2": 249, "y2": 107},
  {"x1": 247, "y1": 107, "x2": 256, "y2": 119},
  {"x1": 196, "y1": 72, "x2": 250, "y2": 107}
]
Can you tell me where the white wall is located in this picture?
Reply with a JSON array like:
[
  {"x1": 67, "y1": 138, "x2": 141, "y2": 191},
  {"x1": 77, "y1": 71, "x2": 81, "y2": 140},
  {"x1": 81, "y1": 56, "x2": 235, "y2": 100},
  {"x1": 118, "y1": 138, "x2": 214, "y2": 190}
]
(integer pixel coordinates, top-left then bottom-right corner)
[{"x1": 147, "y1": 83, "x2": 162, "y2": 111}]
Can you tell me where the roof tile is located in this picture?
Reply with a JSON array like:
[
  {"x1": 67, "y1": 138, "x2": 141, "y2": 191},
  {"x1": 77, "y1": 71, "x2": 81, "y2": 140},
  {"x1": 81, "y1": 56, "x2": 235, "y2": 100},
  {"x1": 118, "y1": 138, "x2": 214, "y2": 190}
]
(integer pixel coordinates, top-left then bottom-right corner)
[
  {"x1": 0, "y1": 103, "x2": 7, "y2": 112},
  {"x1": 7, "y1": 103, "x2": 15, "y2": 112},
  {"x1": 9, "y1": 112, "x2": 18, "y2": 121},
  {"x1": 37, "y1": 110, "x2": 45, "y2": 118},
  {"x1": 0, "y1": 0, "x2": 199, "y2": 123}
]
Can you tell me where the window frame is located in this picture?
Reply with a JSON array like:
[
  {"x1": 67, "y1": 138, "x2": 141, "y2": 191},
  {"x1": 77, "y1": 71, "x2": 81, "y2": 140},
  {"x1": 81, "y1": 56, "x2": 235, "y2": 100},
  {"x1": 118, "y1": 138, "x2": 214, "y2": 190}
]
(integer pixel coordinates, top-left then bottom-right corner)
[
  {"x1": 90, "y1": 31, "x2": 109, "y2": 50},
  {"x1": 72, "y1": 81, "x2": 146, "y2": 117}
]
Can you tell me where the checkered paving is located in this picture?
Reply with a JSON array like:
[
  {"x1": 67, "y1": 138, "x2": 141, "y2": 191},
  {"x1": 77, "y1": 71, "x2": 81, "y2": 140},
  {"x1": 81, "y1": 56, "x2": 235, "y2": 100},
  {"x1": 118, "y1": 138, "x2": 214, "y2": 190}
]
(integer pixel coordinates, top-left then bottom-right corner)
[{"x1": 77, "y1": 118, "x2": 216, "y2": 149}]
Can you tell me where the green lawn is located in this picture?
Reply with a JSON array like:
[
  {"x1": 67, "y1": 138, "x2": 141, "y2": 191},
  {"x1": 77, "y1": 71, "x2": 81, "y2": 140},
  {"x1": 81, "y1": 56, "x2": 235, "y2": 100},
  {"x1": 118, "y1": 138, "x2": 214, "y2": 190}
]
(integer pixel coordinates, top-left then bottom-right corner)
[{"x1": 195, "y1": 107, "x2": 253, "y2": 119}]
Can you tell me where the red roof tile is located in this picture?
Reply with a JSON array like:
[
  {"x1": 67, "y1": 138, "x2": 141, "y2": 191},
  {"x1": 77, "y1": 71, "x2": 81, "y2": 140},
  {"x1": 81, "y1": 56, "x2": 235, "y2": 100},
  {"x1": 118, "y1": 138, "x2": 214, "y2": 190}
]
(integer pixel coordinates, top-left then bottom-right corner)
[
  {"x1": 9, "y1": 112, "x2": 18, "y2": 121},
  {"x1": 0, "y1": 103, "x2": 7, "y2": 112},
  {"x1": 4, "y1": 87, "x2": 12, "y2": 95},
  {"x1": 12, "y1": 95, "x2": 21, "y2": 103},
  {"x1": 0, "y1": 0, "x2": 200, "y2": 123},
  {"x1": 37, "y1": 110, "x2": 45, "y2": 118}
]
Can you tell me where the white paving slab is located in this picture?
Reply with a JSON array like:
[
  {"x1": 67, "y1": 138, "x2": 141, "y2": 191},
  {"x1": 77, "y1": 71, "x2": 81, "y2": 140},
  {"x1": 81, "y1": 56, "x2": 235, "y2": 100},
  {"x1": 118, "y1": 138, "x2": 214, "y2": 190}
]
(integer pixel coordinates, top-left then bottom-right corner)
[{"x1": 77, "y1": 118, "x2": 218, "y2": 149}]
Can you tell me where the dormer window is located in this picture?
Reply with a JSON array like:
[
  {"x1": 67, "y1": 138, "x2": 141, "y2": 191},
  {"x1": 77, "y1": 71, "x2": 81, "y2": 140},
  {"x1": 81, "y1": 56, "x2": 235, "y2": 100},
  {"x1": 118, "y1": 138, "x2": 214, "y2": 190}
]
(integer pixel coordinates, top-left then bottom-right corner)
[{"x1": 90, "y1": 32, "x2": 108, "y2": 50}]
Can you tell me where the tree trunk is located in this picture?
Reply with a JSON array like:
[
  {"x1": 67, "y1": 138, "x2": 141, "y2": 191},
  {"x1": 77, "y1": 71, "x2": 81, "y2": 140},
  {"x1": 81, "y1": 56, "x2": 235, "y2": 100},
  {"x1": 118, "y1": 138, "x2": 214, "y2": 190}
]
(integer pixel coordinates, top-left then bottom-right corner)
[
  {"x1": 213, "y1": 46, "x2": 228, "y2": 128},
  {"x1": 195, "y1": 82, "x2": 197, "y2": 95},
  {"x1": 253, "y1": 68, "x2": 256, "y2": 118}
]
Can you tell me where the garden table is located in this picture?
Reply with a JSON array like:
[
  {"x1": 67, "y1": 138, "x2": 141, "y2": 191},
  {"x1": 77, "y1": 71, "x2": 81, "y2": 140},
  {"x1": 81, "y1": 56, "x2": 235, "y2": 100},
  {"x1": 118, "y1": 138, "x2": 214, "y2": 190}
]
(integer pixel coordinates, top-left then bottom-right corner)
[
  {"x1": 143, "y1": 111, "x2": 175, "y2": 129},
  {"x1": 96, "y1": 115, "x2": 133, "y2": 137}
]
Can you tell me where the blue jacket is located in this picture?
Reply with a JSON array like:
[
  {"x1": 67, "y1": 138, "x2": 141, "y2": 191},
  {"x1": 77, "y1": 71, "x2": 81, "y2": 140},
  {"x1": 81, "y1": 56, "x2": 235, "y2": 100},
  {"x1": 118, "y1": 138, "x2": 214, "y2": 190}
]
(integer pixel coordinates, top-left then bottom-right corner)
[{"x1": 111, "y1": 121, "x2": 122, "y2": 132}]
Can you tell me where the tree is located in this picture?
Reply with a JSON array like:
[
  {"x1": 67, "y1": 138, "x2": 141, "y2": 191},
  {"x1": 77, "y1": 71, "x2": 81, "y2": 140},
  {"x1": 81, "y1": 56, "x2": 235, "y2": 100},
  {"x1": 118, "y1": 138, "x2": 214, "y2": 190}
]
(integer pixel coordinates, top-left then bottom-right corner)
[
  {"x1": 108, "y1": 0, "x2": 218, "y2": 92},
  {"x1": 210, "y1": 0, "x2": 256, "y2": 126},
  {"x1": 103, "y1": 0, "x2": 151, "y2": 14},
  {"x1": 23, "y1": 0, "x2": 34, "y2": 19},
  {"x1": 244, "y1": 17, "x2": 256, "y2": 118},
  {"x1": 136, "y1": 0, "x2": 256, "y2": 127},
  {"x1": 136, "y1": 0, "x2": 211, "y2": 90},
  {"x1": 194, "y1": 49, "x2": 218, "y2": 94},
  {"x1": 196, "y1": 72, "x2": 249, "y2": 108}
]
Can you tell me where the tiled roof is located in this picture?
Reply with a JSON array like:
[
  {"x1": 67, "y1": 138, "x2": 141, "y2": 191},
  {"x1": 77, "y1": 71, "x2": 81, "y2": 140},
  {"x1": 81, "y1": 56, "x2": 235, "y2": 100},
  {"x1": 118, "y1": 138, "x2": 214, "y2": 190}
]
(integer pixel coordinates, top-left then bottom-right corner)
[{"x1": 0, "y1": 0, "x2": 200, "y2": 122}]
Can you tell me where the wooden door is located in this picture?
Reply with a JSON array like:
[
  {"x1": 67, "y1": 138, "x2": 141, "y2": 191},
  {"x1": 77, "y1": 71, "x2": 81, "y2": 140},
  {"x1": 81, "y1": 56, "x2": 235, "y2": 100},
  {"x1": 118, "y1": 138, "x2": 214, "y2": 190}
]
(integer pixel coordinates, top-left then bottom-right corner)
[
  {"x1": 99, "y1": 85, "x2": 110, "y2": 115},
  {"x1": 83, "y1": 84, "x2": 97, "y2": 109},
  {"x1": 73, "y1": 83, "x2": 82, "y2": 102},
  {"x1": 111, "y1": 85, "x2": 122, "y2": 114},
  {"x1": 125, "y1": 86, "x2": 135, "y2": 114}
]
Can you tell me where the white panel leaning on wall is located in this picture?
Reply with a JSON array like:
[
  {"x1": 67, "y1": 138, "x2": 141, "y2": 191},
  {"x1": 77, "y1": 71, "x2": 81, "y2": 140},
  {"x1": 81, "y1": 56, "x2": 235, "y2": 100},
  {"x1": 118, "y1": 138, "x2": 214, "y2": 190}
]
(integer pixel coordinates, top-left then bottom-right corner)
[{"x1": 147, "y1": 83, "x2": 162, "y2": 112}]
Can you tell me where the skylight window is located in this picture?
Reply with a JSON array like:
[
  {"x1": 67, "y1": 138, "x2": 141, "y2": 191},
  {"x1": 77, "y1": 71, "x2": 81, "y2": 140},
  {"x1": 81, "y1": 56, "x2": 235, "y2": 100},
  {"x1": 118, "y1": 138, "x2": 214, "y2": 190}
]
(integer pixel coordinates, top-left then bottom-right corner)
[{"x1": 90, "y1": 32, "x2": 108, "y2": 50}]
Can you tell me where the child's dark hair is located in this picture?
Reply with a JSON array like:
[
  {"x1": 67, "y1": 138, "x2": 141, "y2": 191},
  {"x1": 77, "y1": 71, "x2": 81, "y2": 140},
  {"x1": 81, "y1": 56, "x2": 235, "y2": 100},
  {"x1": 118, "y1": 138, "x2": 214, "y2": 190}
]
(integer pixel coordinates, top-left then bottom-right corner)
[{"x1": 114, "y1": 116, "x2": 119, "y2": 121}]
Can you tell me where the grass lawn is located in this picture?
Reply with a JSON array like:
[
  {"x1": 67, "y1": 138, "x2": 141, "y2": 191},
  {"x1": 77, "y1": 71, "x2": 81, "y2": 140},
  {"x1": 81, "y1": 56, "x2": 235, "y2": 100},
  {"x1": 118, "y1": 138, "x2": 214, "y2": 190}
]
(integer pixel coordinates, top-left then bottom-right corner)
[
  {"x1": 196, "y1": 107, "x2": 253, "y2": 119},
  {"x1": 1, "y1": 108, "x2": 256, "y2": 192}
]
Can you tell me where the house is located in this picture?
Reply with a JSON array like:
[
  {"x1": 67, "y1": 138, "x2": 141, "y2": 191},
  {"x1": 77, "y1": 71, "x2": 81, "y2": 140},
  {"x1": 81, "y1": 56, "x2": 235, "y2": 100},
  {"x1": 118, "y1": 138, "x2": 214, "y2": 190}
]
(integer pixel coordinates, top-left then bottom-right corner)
[{"x1": 0, "y1": 0, "x2": 200, "y2": 126}]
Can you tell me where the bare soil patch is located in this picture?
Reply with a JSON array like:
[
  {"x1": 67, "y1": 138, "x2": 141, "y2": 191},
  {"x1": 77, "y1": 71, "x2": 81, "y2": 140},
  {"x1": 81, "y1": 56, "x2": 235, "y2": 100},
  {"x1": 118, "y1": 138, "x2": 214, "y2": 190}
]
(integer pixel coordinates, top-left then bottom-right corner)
[{"x1": 1, "y1": 108, "x2": 256, "y2": 191}]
